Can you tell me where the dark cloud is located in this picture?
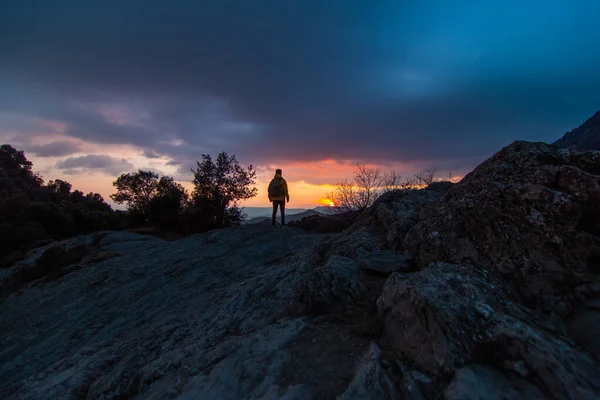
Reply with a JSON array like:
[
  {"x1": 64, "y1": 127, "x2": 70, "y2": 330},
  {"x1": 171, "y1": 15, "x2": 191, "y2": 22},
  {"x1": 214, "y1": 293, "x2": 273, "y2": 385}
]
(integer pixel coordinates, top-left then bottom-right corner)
[
  {"x1": 26, "y1": 141, "x2": 82, "y2": 157},
  {"x1": 56, "y1": 155, "x2": 134, "y2": 176},
  {"x1": 1, "y1": 1, "x2": 600, "y2": 173}
]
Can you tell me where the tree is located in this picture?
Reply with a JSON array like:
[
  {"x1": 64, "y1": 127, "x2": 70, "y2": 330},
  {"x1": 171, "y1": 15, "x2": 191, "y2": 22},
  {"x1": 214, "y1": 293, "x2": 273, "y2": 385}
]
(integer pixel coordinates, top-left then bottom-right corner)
[
  {"x1": 329, "y1": 164, "x2": 443, "y2": 223},
  {"x1": 412, "y1": 169, "x2": 436, "y2": 187},
  {"x1": 0, "y1": 144, "x2": 43, "y2": 189},
  {"x1": 381, "y1": 171, "x2": 409, "y2": 191},
  {"x1": 46, "y1": 179, "x2": 72, "y2": 206},
  {"x1": 149, "y1": 176, "x2": 188, "y2": 231},
  {"x1": 111, "y1": 170, "x2": 160, "y2": 218},
  {"x1": 328, "y1": 163, "x2": 383, "y2": 221},
  {"x1": 190, "y1": 152, "x2": 257, "y2": 229},
  {"x1": 111, "y1": 170, "x2": 188, "y2": 228}
]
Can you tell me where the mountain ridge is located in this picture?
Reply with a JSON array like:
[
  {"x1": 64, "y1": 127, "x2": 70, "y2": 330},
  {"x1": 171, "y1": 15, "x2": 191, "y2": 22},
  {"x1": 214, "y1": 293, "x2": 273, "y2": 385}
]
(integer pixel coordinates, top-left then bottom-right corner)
[{"x1": 554, "y1": 109, "x2": 600, "y2": 150}]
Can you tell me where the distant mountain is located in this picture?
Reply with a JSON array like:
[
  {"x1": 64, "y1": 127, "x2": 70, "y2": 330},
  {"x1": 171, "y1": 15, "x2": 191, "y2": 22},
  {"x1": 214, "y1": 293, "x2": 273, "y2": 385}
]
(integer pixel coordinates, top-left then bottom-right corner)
[
  {"x1": 243, "y1": 209, "x2": 323, "y2": 225},
  {"x1": 554, "y1": 110, "x2": 600, "y2": 150},
  {"x1": 242, "y1": 207, "x2": 308, "y2": 220},
  {"x1": 313, "y1": 206, "x2": 337, "y2": 215}
]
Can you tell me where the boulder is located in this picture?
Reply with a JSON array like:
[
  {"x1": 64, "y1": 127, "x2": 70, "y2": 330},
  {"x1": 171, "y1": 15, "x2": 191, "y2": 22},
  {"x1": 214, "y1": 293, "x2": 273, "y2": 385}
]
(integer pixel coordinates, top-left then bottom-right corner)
[
  {"x1": 377, "y1": 262, "x2": 502, "y2": 376},
  {"x1": 358, "y1": 250, "x2": 414, "y2": 275},
  {"x1": 404, "y1": 141, "x2": 600, "y2": 310},
  {"x1": 337, "y1": 343, "x2": 436, "y2": 400},
  {"x1": 567, "y1": 297, "x2": 600, "y2": 357},
  {"x1": 378, "y1": 262, "x2": 600, "y2": 398},
  {"x1": 337, "y1": 344, "x2": 400, "y2": 400},
  {"x1": 350, "y1": 182, "x2": 453, "y2": 249},
  {"x1": 444, "y1": 365, "x2": 546, "y2": 400}
]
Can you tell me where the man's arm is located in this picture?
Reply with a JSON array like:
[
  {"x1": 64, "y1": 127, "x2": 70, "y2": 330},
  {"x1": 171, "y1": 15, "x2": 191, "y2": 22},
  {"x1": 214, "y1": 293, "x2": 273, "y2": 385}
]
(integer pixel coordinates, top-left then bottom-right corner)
[{"x1": 283, "y1": 179, "x2": 290, "y2": 202}]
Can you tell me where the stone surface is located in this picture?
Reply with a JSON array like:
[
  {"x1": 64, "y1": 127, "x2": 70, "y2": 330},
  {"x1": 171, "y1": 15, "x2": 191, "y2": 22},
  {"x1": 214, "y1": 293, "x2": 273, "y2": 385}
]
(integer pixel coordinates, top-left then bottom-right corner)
[
  {"x1": 444, "y1": 365, "x2": 547, "y2": 400},
  {"x1": 376, "y1": 141, "x2": 600, "y2": 399},
  {"x1": 0, "y1": 228, "x2": 376, "y2": 399},
  {"x1": 358, "y1": 250, "x2": 413, "y2": 275},
  {"x1": 337, "y1": 343, "x2": 399, "y2": 400},
  {"x1": 378, "y1": 263, "x2": 496, "y2": 376},
  {"x1": 554, "y1": 109, "x2": 600, "y2": 151},
  {"x1": 350, "y1": 182, "x2": 453, "y2": 250},
  {"x1": 378, "y1": 262, "x2": 600, "y2": 397},
  {"x1": 568, "y1": 297, "x2": 600, "y2": 357},
  {"x1": 404, "y1": 141, "x2": 600, "y2": 311}
]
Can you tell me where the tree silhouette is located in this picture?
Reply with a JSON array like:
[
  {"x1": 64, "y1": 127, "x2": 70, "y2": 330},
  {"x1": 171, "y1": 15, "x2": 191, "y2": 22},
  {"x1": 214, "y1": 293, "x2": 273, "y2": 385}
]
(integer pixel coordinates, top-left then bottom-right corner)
[
  {"x1": 111, "y1": 170, "x2": 161, "y2": 218},
  {"x1": 149, "y1": 176, "x2": 188, "y2": 231},
  {"x1": 0, "y1": 144, "x2": 43, "y2": 188},
  {"x1": 46, "y1": 179, "x2": 73, "y2": 207},
  {"x1": 111, "y1": 170, "x2": 188, "y2": 229},
  {"x1": 190, "y1": 152, "x2": 257, "y2": 229},
  {"x1": 0, "y1": 144, "x2": 120, "y2": 260}
]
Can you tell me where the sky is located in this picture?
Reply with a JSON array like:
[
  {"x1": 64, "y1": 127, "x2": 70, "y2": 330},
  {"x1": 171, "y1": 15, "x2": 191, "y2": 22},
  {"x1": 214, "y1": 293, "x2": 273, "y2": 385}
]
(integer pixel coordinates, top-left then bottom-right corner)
[{"x1": 1, "y1": 1, "x2": 600, "y2": 208}]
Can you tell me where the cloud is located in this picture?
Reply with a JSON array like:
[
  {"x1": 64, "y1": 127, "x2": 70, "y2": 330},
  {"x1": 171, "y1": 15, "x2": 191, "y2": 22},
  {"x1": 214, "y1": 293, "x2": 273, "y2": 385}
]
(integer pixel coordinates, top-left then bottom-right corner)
[
  {"x1": 56, "y1": 155, "x2": 135, "y2": 176},
  {"x1": 26, "y1": 141, "x2": 82, "y2": 157},
  {"x1": 1, "y1": 0, "x2": 599, "y2": 175}
]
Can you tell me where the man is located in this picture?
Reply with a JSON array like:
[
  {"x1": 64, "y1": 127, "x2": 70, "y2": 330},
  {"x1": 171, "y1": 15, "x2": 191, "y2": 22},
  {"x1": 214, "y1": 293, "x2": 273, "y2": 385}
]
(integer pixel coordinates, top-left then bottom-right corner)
[{"x1": 268, "y1": 168, "x2": 289, "y2": 226}]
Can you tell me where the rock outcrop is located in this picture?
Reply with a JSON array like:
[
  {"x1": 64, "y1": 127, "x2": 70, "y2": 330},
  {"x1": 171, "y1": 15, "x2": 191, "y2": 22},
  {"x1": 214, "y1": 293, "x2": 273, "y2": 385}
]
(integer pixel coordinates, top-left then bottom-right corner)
[
  {"x1": 404, "y1": 141, "x2": 600, "y2": 310},
  {"x1": 554, "y1": 110, "x2": 600, "y2": 151},
  {"x1": 2, "y1": 140, "x2": 600, "y2": 399},
  {"x1": 377, "y1": 141, "x2": 600, "y2": 398},
  {"x1": 350, "y1": 181, "x2": 453, "y2": 250}
]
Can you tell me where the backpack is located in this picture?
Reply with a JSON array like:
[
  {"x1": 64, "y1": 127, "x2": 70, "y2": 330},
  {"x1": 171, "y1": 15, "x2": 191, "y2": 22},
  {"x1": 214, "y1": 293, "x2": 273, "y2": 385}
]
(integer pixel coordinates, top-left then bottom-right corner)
[{"x1": 268, "y1": 178, "x2": 284, "y2": 197}]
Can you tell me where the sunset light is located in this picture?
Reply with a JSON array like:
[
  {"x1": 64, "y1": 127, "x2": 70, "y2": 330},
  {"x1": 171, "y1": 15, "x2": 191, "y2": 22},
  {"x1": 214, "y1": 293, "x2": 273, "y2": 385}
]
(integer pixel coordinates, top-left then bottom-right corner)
[{"x1": 319, "y1": 198, "x2": 336, "y2": 207}]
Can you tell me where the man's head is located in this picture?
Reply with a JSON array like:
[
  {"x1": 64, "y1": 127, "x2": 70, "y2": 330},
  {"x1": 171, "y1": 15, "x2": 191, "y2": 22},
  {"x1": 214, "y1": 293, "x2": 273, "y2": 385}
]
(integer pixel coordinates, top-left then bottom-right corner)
[{"x1": 275, "y1": 168, "x2": 282, "y2": 175}]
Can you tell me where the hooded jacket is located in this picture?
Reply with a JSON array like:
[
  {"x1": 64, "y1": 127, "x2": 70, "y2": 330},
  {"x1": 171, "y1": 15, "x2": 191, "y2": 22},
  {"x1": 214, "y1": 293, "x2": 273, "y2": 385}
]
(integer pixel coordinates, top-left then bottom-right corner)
[{"x1": 268, "y1": 173, "x2": 289, "y2": 202}]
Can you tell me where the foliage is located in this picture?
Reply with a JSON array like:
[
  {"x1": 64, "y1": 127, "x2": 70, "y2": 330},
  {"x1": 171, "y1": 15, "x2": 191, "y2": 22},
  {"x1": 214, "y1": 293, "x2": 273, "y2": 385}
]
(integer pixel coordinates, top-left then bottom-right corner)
[
  {"x1": 0, "y1": 144, "x2": 43, "y2": 188},
  {"x1": 111, "y1": 170, "x2": 160, "y2": 217},
  {"x1": 0, "y1": 144, "x2": 123, "y2": 261},
  {"x1": 111, "y1": 170, "x2": 188, "y2": 231},
  {"x1": 189, "y1": 152, "x2": 257, "y2": 230}
]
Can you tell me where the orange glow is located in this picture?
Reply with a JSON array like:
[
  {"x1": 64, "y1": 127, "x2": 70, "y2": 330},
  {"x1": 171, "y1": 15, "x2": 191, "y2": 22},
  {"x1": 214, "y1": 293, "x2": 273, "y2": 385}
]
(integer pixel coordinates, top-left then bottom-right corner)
[{"x1": 318, "y1": 198, "x2": 335, "y2": 207}]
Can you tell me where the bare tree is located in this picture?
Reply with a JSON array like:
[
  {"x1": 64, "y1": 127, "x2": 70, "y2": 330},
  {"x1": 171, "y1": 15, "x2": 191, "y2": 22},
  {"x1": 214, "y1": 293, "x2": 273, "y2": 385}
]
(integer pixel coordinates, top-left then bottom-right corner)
[
  {"x1": 352, "y1": 163, "x2": 383, "y2": 211},
  {"x1": 328, "y1": 164, "x2": 447, "y2": 223},
  {"x1": 328, "y1": 163, "x2": 383, "y2": 221},
  {"x1": 382, "y1": 170, "x2": 412, "y2": 191},
  {"x1": 411, "y1": 169, "x2": 436, "y2": 187}
]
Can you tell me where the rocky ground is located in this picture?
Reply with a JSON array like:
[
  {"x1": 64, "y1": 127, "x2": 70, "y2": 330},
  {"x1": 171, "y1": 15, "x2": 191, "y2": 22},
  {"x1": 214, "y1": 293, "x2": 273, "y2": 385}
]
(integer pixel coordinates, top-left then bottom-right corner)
[{"x1": 1, "y1": 141, "x2": 600, "y2": 399}]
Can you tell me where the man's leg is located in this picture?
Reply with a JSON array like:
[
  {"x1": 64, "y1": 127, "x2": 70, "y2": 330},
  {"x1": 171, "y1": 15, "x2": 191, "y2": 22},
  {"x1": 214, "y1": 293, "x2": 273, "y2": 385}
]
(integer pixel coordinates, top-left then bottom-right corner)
[
  {"x1": 272, "y1": 201, "x2": 278, "y2": 226},
  {"x1": 280, "y1": 200, "x2": 286, "y2": 226}
]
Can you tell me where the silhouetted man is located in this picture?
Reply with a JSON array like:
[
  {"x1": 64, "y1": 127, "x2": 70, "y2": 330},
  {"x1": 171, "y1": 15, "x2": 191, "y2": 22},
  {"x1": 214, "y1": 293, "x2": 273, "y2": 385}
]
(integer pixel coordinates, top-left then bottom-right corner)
[{"x1": 268, "y1": 168, "x2": 289, "y2": 226}]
